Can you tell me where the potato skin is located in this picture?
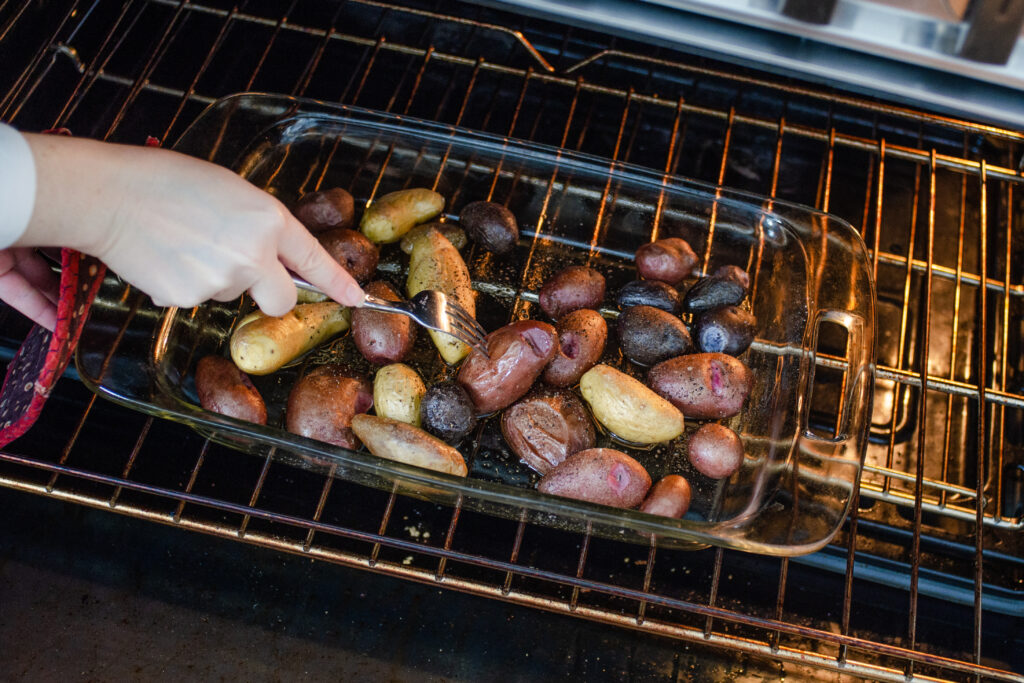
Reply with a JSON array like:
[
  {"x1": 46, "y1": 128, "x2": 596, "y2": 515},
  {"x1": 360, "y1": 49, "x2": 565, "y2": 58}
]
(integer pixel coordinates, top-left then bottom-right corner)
[
  {"x1": 230, "y1": 303, "x2": 351, "y2": 375},
  {"x1": 693, "y1": 305, "x2": 756, "y2": 356},
  {"x1": 286, "y1": 365, "x2": 373, "y2": 450},
  {"x1": 373, "y1": 363, "x2": 426, "y2": 427},
  {"x1": 407, "y1": 227, "x2": 476, "y2": 364},
  {"x1": 616, "y1": 305, "x2": 691, "y2": 367},
  {"x1": 352, "y1": 281, "x2": 416, "y2": 364},
  {"x1": 538, "y1": 266, "x2": 605, "y2": 320},
  {"x1": 361, "y1": 188, "x2": 445, "y2": 243},
  {"x1": 501, "y1": 388, "x2": 596, "y2": 474},
  {"x1": 459, "y1": 201, "x2": 519, "y2": 255},
  {"x1": 640, "y1": 475, "x2": 692, "y2": 518},
  {"x1": 195, "y1": 356, "x2": 267, "y2": 425},
  {"x1": 681, "y1": 275, "x2": 746, "y2": 314},
  {"x1": 688, "y1": 423, "x2": 744, "y2": 478},
  {"x1": 543, "y1": 308, "x2": 607, "y2": 387},
  {"x1": 616, "y1": 280, "x2": 682, "y2": 314},
  {"x1": 457, "y1": 320, "x2": 558, "y2": 414},
  {"x1": 351, "y1": 414, "x2": 468, "y2": 476},
  {"x1": 400, "y1": 221, "x2": 467, "y2": 254},
  {"x1": 647, "y1": 353, "x2": 752, "y2": 420},
  {"x1": 317, "y1": 228, "x2": 379, "y2": 284},
  {"x1": 293, "y1": 188, "x2": 355, "y2": 233},
  {"x1": 635, "y1": 238, "x2": 697, "y2": 286},
  {"x1": 420, "y1": 381, "x2": 478, "y2": 444},
  {"x1": 579, "y1": 365, "x2": 685, "y2": 444},
  {"x1": 537, "y1": 448, "x2": 651, "y2": 509}
]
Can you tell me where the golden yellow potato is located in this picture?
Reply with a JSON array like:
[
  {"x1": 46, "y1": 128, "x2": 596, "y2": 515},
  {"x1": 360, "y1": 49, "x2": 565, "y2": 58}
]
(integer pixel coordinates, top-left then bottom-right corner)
[
  {"x1": 351, "y1": 414, "x2": 468, "y2": 476},
  {"x1": 579, "y1": 364, "x2": 685, "y2": 444},
  {"x1": 360, "y1": 188, "x2": 444, "y2": 243},
  {"x1": 229, "y1": 302, "x2": 350, "y2": 375},
  {"x1": 373, "y1": 363, "x2": 426, "y2": 427}
]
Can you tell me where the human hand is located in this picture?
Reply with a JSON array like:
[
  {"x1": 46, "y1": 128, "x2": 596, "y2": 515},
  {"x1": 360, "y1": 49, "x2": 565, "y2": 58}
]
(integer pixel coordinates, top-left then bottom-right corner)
[
  {"x1": 0, "y1": 247, "x2": 59, "y2": 331},
  {"x1": 17, "y1": 135, "x2": 363, "y2": 317}
]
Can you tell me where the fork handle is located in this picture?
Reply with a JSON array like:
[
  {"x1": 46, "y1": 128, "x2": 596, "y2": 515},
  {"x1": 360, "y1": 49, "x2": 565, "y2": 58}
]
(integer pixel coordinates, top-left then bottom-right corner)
[{"x1": 290, "y1": 273, "x2": 370, "y2": 307}]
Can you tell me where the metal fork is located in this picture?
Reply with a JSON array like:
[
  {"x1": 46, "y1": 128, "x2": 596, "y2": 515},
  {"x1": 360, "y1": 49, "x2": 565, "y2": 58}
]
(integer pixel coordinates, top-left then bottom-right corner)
[{"x1": 290, "y1": 274, "x2": 489, "y2": 355}]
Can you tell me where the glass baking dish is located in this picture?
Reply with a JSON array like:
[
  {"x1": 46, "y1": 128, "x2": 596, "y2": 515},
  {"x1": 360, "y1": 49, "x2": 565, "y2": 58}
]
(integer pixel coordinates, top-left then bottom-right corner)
[{"x1": 76, "y1": 93, "x2": 875, "y2": 556}]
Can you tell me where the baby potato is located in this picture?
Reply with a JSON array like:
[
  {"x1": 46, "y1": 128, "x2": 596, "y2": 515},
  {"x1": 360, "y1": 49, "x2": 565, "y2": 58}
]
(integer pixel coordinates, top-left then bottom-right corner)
[
  {"x1": 420, "y1": 381, "x2": 478, "y2": 444},
  {"x1": 688, "y1": 423, "x2": 744, "y2": 479},
  {"x1": 407, "y1": 227, "x2": 477, "y2": 364},
  {"x1": 286, "y1": 365, "x2": 373, "y2": 450},
  {"x1": 373, "y1": 363, "x2": 426, "y2": 427},
  {"x1": 351, "y1": 414, "x2": 468, "y2": 476},
  {"x1": 647, "y1": 353, "x2": 752, "y2": 420},
  {"x1": 537, "y1": 265, "x2": 605, "y2": 320},
  {"x1": 195, "y1": 356, "x2": 267, "y2": 425},
  {"x1": 537, "y1": 448, "x2": 652, "y2": 509},
  {"x1": 579, "y1": 365, "x2": 685, "y2": 444},
  {"x1": 543, "y1": 308, "x2": 607, "y2": 387},
  {"x1": 457, "y1": 320, "x2": 558, "y2": 414},
  {"x1": 293, "y1": 187, "x2": 355, "y2": 233},
  {"x1": 360, "y1": 188, "x2": 444, "y2": 243},
  {"x1": 501, "y1": 387, "x2": 596, "y2": 474},
  {"x1": 640, "y1": 474, "x2": 692, "y2": 518},
  {"x1": 681, "y1": 275, "x2": 746, "y2": 315},
  {"x1": 400, "y1": 221, "x2": 467, "y2": 254},
  {"x1": 459, "y1": 201, "x2": 519, "y2": 255},
  {"x1": 693, "y1": 305, "x2": 756, "y2": 356},
  {"x1": 616, "y1": 279, "x2": 682, "y2": 314},
  {"x1": 230, "y1": 302, "x2": 351, "y2": 375},
  {"x1": 352, "y1": 280, "x2": 416, "y2": 364},
  {"x1": 317, "y1": 227, "x2": 379, "y2": 284},
  {"x1": 635, "y1": 237, "x2": 697, "y2": 286},
  {"x1": 616, "y1": 305, "x2": 691, "y2": 367}
]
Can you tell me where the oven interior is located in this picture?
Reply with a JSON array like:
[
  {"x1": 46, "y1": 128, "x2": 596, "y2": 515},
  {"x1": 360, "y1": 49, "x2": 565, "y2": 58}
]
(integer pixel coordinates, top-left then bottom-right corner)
[{"x1": 1, "y1": 0, "x2": 1022, "y2": 680}]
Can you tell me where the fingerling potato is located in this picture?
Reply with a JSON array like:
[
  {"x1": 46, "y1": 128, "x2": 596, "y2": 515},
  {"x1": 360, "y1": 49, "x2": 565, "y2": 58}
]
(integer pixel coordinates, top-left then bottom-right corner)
[
  {"x1": 537, "y1": 448, "x2": 651, "y2": 509},
  {"x1": 351, "y1": 414, "x2": 468, "y2": 476},
  {"x1": 400, "y1": 221, "x2": 467, "y2": 254},
  {"x1": 195, "y1": 356, "x2": 267, "y2": 424},
  {"x1": 373, "y1": 363, "x2": 426, "y2": 427},
  {"x1": 361, "y1": 188, "x2": 444, "y2": 243},
  {"x1": 579, "y1": 364, "x2": 685, "y2": 444},
  {"x1": 230, "y1": 302, "x2": 351, "y2": 375}
]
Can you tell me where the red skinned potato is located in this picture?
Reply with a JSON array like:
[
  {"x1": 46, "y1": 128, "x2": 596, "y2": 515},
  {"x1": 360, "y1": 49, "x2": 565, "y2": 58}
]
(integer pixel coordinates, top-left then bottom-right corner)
[
  {"x1": 688, "y1": 423, "x2": 744, "y2": 478},
  {"x1": 317, "y1": 227, "x2": 379, "y2": 284},
  {"x1": 195, "y1": 356, "x2": 267, "y2": 425},
  {"x1": 635, "y1": 237, "x2": 697, "y2": 285},
  {"x1": 351, "y1": 280, "x2": 416, "y2": 364},
  {"x1": 293, "y1": 188, "x2": 355, "y2": 233},
  {"x1": 537, "y1": 448, "x2": 651, "y2": 509},
  {"x1": 640, "y1": 474, "x2": 692, "y2": 518},
  {"x1": 543, "y1": 308, "x2": 607, "y2": 387},
  {"x1": 501, "y1": 388, "x2": 596, "y2": 474},
  {"x1": 537, "y1": 266, "x2": 605, "y2": 320},
  {"x1": 647, "y1": 353, "x2": 752, "y2": 419},
  {"x1": 457, "y1": 320, "x2": 558, "y2": 414},
  {"x1": 286, "y1": 365, "x2": 373, "y2": 449}
]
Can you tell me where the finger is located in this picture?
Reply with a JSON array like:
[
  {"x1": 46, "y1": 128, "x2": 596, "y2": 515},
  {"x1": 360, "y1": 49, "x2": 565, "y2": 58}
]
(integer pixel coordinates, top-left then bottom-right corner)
[
  {"x1": 14, "y1": 249, "x2": 61, "y2": 306},
  {"x1": 0, "y1": 269, "x2": 58, "y2": 331},
  {"x1": 277, "y1": 215, "x2": 364, "y2": 306},
  {"x1": 248, "y1": 262, "x2": 297, "y2": 317}
]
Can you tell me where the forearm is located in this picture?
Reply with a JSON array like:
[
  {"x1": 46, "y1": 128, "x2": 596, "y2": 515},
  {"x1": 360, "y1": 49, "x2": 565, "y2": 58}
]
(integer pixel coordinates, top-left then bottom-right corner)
[{"x1": 0, "y1": 124, "x2": 38, "y2": 249}]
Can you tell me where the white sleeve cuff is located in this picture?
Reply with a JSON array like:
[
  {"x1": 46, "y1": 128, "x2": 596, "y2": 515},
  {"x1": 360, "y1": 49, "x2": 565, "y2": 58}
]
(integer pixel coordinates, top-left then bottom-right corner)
[{"x1": 0, "y1": 123, "x2": 37, "y2": 249}]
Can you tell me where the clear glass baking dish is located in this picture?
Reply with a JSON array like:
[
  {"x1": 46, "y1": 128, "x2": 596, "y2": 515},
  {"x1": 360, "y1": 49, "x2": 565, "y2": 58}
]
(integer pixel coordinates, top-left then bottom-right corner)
[{"x1": 76, "y1": 93, "x2": 875, "y2": 556}]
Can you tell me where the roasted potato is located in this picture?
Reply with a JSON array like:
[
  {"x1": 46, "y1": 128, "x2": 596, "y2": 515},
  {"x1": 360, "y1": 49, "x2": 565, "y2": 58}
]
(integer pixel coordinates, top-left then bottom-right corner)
[
  {"x1": 640, "y1": 474, "x2": 692, "y2": 518},
  {"x1": 420, "y1": 381, "x2": 478, "y2": 444},
  {"x1": 459, "y1": 201, "x2": 519, "y2": 255},
  {"x1": 457, "y1": 320, "x2": 558, "y2": 414},
  {"x1": 406, "y1": 227, "x2": 477, "y2": 364},
  {"x1": 579, "y1": 364, "x2": 685, "y2": 444},
  {"x1": 635, "y1": 237, "x2": 697, "y2": 286},
  {"x1": 351, "y1": 414, "x2": 468, "y2": 476},
  {"x1": 681, "y1": 275, "x2": 746, "y2": 314},
  {"x1": 693, "y1": 305, "x2": 756, "y2": 356},
  {"x1": 688, "y1": 423, "x2": 744, "y2": 479},
  {"x1": 537, "y1": 448, "x2": 651, "y2": 509},
  {"x1": 230, "y1": 302, "x2": 351, "y2": 375},
  {"x1": 361, "y1": 188, "x2": 444, "y2": 243},
  {"x1": 293, "y1": 188, "x2": 355, "y2": 233},
  {"x1": 501, "y1": 387, "x2": 596, "y2": 474},
  {"x1": 543, "y1": 308, "x2": 607, "y2": 387},
  {"x1": 647, "y1": 353, "x2": 752, "y2": 420},
  {"x1": 373, "y1": 363, "x2": 426, "y2": 427},
  {"x1": 286, "y1": 365, "x2": 372, "y2": 450},
  {"x1": 537, "y1": 265, "x2": 605, "y2": 320},
  {"x1": 713, "y1": 264, "x2": 750, "y2": 292},
  {"x1": 616, "y1": 279, "x2": 682, "y2": 314},
  {"x1": 616, "y1": 305, "x2": 691, "y2": 366},
  {"x1": 400, "y1": 221, "x2": 467, "y2": 254},
  {"x1": 195, "y1": 356, "x2": 267, "y2": 424},
  {"x1": 352, "y1": 280, "x2": 416, "y2": 364},
  {"x1": 317, "y1": 227, "x2": 379, "y2": 285}
]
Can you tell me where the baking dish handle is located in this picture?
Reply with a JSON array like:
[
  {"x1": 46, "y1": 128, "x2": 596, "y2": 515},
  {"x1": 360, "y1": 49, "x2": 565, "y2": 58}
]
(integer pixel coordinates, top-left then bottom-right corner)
[{"x1": 802, "y1": 308, "x2": 872, "y2": 443}]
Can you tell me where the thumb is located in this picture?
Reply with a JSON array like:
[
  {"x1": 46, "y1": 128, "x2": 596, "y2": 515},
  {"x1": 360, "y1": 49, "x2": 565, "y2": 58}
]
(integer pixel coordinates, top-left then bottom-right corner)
[{"x1": 248, "y1": 262, "x2": 298, "y2": 317}]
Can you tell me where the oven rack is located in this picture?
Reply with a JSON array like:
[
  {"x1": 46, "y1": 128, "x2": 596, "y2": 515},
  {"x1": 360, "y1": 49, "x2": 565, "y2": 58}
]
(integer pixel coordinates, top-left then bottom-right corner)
[{"x1": 1, "y1": 0, "x2": 1021, "y2": 680}]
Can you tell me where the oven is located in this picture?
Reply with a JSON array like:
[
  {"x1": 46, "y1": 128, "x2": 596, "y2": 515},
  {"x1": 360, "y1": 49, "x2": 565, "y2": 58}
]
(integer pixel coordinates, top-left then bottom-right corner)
[{"x1": 1, "y1": 1, "x2": 1022, "y2": 680}]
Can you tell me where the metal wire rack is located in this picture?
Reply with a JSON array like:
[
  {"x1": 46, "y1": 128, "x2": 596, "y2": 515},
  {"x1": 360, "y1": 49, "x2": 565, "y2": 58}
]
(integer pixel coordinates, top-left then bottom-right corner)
[{"x1": 0, "y1": 0, "x2": 1022, "y2": 680}]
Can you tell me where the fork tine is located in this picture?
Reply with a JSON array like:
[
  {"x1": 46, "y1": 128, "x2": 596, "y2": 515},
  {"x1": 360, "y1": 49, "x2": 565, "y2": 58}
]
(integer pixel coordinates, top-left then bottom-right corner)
[
  {"x1": 448, "y1": 318, "x2": 488, "y2": 349},
  {"x1": 446, "y1": 301, "x2": 488, "y2": 341}
]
